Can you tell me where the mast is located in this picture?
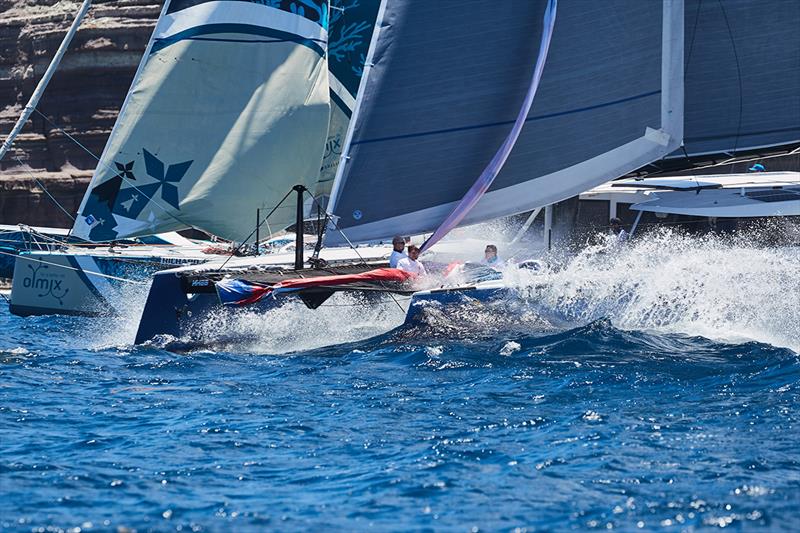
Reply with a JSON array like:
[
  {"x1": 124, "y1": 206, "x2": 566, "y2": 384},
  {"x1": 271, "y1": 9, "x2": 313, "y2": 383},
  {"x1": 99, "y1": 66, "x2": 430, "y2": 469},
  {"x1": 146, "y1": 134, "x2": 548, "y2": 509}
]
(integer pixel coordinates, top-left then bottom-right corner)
[
  {"x1": 293, "y1": 185, "x2": 305, "y2": 270},
  {"x1": 0, "y1": 0, "x2": 92, "y2": 162},
  {"x1": 255, "y1": 208, "x2": 260, "y2": 255}
]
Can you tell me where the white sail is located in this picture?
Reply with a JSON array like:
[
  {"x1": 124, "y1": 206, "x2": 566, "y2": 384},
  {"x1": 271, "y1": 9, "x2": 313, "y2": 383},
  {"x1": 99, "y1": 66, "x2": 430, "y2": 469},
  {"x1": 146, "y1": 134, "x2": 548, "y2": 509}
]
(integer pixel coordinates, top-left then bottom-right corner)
[{"x1": 72, "y1": 0, "x2": 331, "y2": 242}]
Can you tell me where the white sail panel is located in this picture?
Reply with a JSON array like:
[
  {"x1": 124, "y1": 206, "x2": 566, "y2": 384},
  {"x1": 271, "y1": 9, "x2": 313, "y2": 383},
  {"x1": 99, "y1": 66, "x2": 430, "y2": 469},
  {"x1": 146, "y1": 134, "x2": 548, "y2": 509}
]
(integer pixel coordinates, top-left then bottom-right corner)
[{"x1": 72, "y1": 0, "x2": 331, "y2": 242}]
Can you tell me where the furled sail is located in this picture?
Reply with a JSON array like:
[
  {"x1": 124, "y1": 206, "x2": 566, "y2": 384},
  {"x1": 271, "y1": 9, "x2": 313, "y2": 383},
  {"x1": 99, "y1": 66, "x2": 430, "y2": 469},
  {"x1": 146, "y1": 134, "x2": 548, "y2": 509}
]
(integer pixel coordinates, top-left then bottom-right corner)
[
  {"x1": 72, "y1": 0, "x2": 331, "y2": 242},
  {"x1": 315, "y1": 0, "x2": 381, "y2": 204},
  {"x1": 326, "y1": 0, "x2": 684, "y2": 245}
]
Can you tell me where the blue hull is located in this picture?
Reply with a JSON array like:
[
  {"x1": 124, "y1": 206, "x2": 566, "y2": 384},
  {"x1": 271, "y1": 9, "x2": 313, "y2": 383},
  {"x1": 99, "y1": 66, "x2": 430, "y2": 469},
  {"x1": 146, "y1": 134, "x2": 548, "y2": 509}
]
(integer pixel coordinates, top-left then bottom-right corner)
[
  {"x1": 134, "y1": 270, "x2": 283, "y2": 344},
  {"x1": 405, "y1": 284, "x2": 510, "y2": 324}
]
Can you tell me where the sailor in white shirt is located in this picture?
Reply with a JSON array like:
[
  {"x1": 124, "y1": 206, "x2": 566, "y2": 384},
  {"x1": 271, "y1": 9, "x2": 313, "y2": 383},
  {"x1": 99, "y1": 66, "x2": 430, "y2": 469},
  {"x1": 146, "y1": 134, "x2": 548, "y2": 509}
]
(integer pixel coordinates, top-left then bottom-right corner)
[
  {"x1": 610, "y1": 217, "x2": 629, "y2": 243},
  {"x1": 389, "y1": 235, "x2": 408, "y2": 268},
  {"x1": 396, "y1": 245, "x2": 427, "y2": 276}
]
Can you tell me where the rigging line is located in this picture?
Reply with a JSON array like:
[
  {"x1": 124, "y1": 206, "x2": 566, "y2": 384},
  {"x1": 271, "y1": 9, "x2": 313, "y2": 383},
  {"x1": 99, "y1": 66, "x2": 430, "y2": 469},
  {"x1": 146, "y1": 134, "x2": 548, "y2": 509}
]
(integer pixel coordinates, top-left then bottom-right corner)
[
  {"x1": 1, "y1": 225, "x2": 63, "y2": 244},
  {"x1": 312, "y1": 199, "x2": 325, "y2": 259},
  {"x1": 32, "y1": 109, "x2": 201, "y2": 234},
  {"x1": 216, "y1": 187, "x2": 296, "y2": 271},
  {"x1": 8, "y1": 225, "x2": 70, "y2": 250},
  {"x1": 679, "y1": 0, "x2": 703, "y2": 167},
  {"x1": 716, "y1": 0, "x2": 744, "y2": 167},
  {"x1": 34, "y1": 108, "x2": 101, "y2": 162},
  {"x1": 309, "y1": 191, "x2": 406, "y2": 315},
  {"x1": 0, "y1": 249, "x2": 147, "y2": 284},
  {"x1": 318, "y1": 296, "x2": 412, "y2": 308},
  {"x1": 301, "y1": 189, "x2": 326, "y2": 259},
  {"x1": 13, "y1": 157, "x2": 75, "y2": 222},
  {"x1": 0, "y1": 237, "x2": 63, "y2": 248}
]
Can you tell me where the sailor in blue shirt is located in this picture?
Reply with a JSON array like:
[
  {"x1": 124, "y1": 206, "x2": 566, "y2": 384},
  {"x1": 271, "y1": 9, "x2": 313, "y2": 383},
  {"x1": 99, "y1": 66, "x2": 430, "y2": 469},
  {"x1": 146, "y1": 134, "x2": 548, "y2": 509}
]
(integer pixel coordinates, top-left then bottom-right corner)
[{"x1": 481, "y1": 244, "x2": 503, "y2": 268}]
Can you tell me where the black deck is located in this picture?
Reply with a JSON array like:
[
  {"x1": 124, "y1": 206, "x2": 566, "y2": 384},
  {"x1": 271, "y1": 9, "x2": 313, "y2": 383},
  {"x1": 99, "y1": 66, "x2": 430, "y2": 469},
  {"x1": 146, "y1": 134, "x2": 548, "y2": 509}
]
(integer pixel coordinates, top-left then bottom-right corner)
[{"x1": 180, "y1": 260, "x2": 393, "y2": 294}]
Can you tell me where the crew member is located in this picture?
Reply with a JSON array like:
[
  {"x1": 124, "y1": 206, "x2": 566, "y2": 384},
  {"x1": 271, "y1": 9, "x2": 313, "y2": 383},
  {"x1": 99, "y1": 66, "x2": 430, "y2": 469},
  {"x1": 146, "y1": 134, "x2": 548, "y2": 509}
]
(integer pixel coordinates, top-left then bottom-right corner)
[
  {"x1": 397, "y1": 244, "x2": 427, "y2": 276},
  {"x1": 481, "y1": 244, "x2": 503, "y2": 267},
  {"x1": 609, "y1": 217, "x2": 628, "y2": 242},
  {"x1": 389, "y1": 236, "x2": 408, "y2": 268}
]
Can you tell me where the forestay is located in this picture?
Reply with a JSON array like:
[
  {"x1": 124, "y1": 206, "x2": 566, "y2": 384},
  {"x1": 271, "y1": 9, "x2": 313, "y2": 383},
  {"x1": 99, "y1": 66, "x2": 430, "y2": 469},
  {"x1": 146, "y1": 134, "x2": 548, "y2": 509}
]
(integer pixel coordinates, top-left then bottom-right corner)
[
  {"x1": 72, "y1": 0, "x2": 331, "y2": 242},
  {"x1": 326, "y1": 0, "x2": 684, "y2": 245}
]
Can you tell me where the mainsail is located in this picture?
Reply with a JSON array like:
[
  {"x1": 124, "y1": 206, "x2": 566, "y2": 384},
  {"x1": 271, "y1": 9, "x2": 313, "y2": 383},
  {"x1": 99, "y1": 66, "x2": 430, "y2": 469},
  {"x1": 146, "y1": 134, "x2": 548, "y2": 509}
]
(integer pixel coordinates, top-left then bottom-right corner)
[
  {"x1": 421, "y1": 0, "x2": 557, "y2": 252},
  {"x1": 326, "y1": 0, "x2": 684, "y2": 245},
  {"x1": 72, "y1": 0, "x2": 331, "y2": 242}
]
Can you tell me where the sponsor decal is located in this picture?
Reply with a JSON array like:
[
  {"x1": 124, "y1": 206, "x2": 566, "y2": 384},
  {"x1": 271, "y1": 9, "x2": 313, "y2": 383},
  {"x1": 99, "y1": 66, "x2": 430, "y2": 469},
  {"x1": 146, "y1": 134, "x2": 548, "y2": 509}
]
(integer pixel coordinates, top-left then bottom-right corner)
[
  {"x1": 21, "y1": 263, "x2": 69, "y2": 305},
  {"x1": 324, "y1": 134, "x2": 343, "y2": 160}
]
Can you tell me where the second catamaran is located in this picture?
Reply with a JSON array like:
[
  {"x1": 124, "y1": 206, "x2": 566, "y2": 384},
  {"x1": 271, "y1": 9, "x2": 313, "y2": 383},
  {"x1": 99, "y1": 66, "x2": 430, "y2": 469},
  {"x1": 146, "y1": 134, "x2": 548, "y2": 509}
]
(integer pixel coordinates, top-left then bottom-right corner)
[{"x1": 8, "y1": 0, "x2": 382, "y2": 316}]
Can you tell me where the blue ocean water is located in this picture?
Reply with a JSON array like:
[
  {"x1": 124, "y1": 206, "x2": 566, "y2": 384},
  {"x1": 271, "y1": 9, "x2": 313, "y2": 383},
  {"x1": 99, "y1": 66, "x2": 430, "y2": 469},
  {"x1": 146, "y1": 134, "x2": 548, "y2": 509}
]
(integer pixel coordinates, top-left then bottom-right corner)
[{"x1": 2, "y1": 234, "x2": 799, "y2": 531}]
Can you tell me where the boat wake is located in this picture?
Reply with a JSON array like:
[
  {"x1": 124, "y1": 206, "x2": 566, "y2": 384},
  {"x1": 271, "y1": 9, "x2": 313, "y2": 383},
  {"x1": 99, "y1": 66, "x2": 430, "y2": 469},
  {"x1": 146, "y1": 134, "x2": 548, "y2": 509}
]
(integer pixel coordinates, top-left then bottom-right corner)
[
  {"x1": 152, "y1": 293, "x2": 410, "y2": 355},
  {"x1": 87, "y1": 226, "x2": 798, "y2": 355}
]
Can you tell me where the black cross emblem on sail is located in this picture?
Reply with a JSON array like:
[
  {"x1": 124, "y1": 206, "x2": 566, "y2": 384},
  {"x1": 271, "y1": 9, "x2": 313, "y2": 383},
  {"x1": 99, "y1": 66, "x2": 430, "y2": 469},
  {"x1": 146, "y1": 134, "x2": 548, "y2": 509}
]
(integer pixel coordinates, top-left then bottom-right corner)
[{"x1": 114, "y1": 149, "x2": 193, "y2": 219}]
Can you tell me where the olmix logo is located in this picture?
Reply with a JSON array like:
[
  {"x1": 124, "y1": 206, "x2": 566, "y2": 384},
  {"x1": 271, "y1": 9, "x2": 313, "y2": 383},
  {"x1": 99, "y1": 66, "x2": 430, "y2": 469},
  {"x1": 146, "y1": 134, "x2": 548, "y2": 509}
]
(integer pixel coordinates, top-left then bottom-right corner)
[
  {"x1": 22, "y1": 263, "x2": 69, "y2": 305},
  {"x1": 324, "y1": 133, "x2": 343, "y2": 160}
]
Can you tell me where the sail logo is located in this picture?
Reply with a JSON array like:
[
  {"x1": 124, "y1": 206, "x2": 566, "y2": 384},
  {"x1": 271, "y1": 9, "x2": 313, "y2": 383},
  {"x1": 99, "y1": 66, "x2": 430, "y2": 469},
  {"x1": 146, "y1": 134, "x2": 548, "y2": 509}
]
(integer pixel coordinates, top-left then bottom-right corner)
[
  {"x1": 324, "y1": 134, "x2": 343, "y2": 159},
  {"x1": 21, "y1": 263, "x2": 69, "y2": 305}
]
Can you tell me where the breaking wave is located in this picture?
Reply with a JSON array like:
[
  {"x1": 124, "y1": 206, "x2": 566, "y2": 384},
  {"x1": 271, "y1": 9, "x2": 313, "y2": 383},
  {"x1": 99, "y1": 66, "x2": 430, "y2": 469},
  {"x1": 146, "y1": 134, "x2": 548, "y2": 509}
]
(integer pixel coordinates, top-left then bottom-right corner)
[{"x1": 175, "y1": 225, "x2": 799, "y2": 354}]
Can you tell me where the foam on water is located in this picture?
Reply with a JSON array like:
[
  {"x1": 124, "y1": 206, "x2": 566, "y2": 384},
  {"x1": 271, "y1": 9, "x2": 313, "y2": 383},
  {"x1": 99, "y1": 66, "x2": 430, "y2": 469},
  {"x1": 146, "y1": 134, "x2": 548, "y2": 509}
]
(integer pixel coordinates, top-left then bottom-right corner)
[
  {"x1": 2, "y1": 242, "x2": 799, "y2": 531},
  {"x1": 506, "y1": 227, "x2": 800, "y2": 352},
  {"x1": 83, "y1": 279, "x2": 155, "y2": 349}
]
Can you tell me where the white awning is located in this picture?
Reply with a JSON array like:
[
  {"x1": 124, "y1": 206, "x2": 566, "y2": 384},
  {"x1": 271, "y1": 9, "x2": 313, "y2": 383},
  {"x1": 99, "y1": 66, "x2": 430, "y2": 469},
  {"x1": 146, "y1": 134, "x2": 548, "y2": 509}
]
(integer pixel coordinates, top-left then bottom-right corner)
[{"x1": 631, "y1": 187, "x2": 800, "y2": 217}]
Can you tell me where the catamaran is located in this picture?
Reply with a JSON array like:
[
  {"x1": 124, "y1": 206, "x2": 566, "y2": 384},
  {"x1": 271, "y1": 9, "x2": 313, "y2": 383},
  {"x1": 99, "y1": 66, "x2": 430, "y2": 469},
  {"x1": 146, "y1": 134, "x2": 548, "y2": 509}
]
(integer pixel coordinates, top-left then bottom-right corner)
[
  {"x1": 7, "y1": 0, "x2": 796, "y2": 340},
  {"x1": 4, "y1": 0, "x2": 383, "y2": 315},
  {"x1": 129, "y1": 0, "x2": 799, "y2": 345}
]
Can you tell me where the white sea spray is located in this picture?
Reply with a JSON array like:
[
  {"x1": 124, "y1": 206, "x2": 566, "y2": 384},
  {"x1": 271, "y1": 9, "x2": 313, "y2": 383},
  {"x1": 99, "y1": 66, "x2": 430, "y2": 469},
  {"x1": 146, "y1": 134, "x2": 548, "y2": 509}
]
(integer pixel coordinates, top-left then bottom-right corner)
[
  {"x1": 507, "y1": 227, "x2": 800, "y2": 352},
  {"x1": 190, "y1": 292, "x2": 408, "y2": 354}
]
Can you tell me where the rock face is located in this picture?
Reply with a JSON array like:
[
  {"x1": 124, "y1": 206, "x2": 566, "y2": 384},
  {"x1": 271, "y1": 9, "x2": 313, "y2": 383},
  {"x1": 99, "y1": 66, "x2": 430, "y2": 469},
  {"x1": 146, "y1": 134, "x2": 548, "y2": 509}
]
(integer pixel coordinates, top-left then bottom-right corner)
[{"x1": 0, "y1": 0, "x2": 160, "y2": 228}]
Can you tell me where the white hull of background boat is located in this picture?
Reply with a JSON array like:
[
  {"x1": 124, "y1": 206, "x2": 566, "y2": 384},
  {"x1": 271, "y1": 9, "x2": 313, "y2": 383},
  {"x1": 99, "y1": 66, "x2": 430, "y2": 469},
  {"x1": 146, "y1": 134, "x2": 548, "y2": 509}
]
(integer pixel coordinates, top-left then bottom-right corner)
[{"x1": 9, "y1": 246, "x2": 210, "y2": 317}]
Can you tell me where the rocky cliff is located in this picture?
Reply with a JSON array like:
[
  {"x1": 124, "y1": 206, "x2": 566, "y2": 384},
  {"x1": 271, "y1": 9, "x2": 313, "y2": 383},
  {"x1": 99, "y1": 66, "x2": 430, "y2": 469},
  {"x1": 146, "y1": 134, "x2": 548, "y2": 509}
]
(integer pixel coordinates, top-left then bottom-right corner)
[{"x1": 0, "y1": 0, "x2": 159, "y2": 228}]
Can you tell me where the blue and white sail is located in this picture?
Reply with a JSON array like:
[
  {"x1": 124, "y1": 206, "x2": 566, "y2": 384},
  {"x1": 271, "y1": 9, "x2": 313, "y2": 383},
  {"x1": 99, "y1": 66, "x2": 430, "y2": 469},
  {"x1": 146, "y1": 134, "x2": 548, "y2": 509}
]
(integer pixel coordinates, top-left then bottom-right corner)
[
  {"x1": 326, "y1": 0, "x2": 685, "y2": 245},
  {"x1": 72, "y1": 0, "x2": 332, "y2": 242},
  {"x1": 315, "y1": 0, "x2": 381, "y2": 203}
]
